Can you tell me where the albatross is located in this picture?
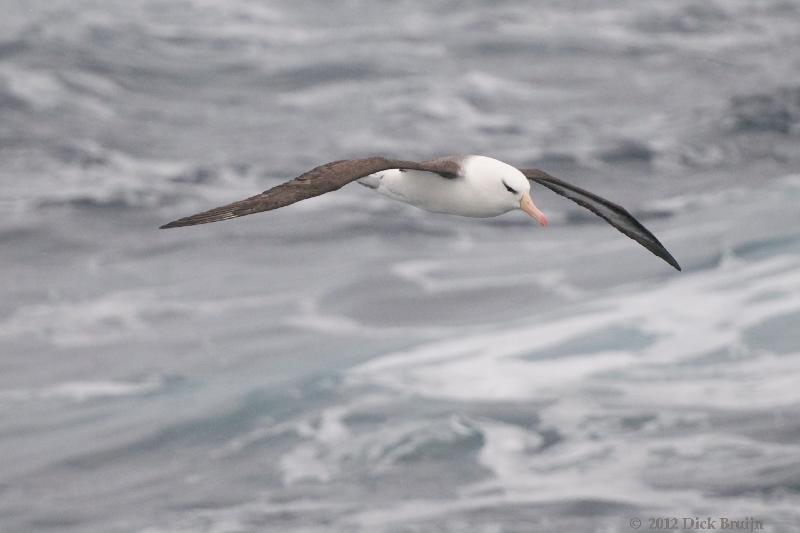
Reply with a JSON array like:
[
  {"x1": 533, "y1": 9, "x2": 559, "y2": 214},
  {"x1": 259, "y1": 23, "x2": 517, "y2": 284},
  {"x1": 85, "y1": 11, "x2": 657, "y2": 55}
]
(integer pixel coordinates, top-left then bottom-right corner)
[{"x1": 160, "y1": 155, "x2": 680, "y2": 270}]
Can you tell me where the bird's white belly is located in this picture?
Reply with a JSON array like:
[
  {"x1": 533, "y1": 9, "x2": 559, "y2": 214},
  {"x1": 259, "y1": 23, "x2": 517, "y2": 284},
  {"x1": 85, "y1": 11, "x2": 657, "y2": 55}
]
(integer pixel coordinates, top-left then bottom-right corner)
[{"x1": 359, "y1": 170, "x2": 510, "y2": 218}]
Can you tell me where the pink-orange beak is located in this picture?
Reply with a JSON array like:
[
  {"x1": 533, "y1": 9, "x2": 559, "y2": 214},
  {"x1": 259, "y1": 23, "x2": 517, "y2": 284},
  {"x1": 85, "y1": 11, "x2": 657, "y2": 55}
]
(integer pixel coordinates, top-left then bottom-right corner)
[{"x1": 520, "y1": 192, "x2": 548, "y2": 227}]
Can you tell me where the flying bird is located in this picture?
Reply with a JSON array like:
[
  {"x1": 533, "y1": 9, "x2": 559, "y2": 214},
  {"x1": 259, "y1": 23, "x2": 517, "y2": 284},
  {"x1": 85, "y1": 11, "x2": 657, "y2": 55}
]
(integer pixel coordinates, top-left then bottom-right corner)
[{"x1": 160, "y1": 155, "x2": 680, "y2": 270}]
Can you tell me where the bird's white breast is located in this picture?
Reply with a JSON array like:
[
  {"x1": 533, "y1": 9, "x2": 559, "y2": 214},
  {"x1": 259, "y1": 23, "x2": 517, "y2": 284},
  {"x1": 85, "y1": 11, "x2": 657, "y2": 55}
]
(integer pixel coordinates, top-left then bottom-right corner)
[{"x1": 360, "y1": 157, "x2": 517, "y2": 217}]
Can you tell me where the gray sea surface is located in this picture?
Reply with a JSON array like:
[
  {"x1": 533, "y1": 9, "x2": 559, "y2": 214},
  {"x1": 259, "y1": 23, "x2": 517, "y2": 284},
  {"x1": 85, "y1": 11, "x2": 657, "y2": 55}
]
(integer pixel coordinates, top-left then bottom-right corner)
[{"x1": 1, "y1": 1, "x2": 800, "y2": 532}]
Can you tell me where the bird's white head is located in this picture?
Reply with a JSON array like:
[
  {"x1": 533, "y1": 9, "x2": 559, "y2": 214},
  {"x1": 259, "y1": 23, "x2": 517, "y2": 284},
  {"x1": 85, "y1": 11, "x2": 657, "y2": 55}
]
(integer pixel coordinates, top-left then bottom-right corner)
[{"x1": 462, "y1": 155, "x2": 548, "y2": 226}]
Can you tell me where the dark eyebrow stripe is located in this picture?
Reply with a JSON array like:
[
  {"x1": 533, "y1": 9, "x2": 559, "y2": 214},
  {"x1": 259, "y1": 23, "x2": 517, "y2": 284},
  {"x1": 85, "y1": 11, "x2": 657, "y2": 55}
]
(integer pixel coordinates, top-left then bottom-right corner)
[{"x1": 503, "y1": 181, "x2": 517, "y2": 194}]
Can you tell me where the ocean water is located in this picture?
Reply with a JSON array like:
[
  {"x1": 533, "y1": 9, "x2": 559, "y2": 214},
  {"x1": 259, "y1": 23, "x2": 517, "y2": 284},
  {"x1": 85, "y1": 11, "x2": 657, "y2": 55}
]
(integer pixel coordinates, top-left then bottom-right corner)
[{"x1": 1, "y1": 1, "x2": 800, "y2": 531}]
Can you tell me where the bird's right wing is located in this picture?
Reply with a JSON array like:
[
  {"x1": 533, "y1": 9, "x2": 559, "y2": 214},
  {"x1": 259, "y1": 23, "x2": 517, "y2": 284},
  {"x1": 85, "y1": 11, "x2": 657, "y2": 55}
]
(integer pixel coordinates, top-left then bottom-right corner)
[
  {"x1": 521, "y1": 168, "x2": 681, "y2": 271},
  {"x1": 160, "y1": 157, "x2": 458, "y2": 228}
]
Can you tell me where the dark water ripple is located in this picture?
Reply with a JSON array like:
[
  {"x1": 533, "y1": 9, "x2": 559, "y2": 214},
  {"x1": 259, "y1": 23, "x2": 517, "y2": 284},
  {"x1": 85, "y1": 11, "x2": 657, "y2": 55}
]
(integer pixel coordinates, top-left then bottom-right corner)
[{"x1": 728, "y1": 86, "x2": 800, "y2": 135}]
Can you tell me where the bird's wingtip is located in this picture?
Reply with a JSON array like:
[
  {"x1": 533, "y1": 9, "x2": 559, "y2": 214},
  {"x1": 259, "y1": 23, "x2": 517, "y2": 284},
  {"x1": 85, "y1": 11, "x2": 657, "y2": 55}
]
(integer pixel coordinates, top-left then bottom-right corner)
[{"x1": 664, "y1": 252, "x2": 682, "y2": 271}]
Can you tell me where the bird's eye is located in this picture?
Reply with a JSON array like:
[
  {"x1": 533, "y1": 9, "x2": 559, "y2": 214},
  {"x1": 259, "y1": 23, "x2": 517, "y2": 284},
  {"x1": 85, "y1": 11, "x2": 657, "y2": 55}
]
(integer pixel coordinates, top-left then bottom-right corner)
[{"x1": 503, "y1": 181, "x2": 518, "y2": 194}]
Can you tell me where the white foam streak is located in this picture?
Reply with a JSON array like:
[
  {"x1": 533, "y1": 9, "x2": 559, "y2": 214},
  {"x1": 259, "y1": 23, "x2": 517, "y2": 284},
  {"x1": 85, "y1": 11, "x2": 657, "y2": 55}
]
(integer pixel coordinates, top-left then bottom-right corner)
[
  {"x1": 0, "y1": 290, "x2": 294, "y2": 347},
  {"x1": 350, "y1": 253, "x2": 800, "y2": 408},
  {"x1": 391, "y1": 259, "x2": 583, "y2": 299},
  {"x1": 0, "y1": 375, "x2": 165, "y2": 403}
]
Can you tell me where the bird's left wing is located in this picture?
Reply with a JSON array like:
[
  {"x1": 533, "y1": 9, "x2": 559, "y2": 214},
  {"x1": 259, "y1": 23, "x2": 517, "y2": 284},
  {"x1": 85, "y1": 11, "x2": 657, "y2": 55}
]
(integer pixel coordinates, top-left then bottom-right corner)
[
  {"x1": 521, "y1": 168, "x2": 681, "y2": 271},
  {"x1": 160, "y1": 157, "x2": 458, "y2": 228}
]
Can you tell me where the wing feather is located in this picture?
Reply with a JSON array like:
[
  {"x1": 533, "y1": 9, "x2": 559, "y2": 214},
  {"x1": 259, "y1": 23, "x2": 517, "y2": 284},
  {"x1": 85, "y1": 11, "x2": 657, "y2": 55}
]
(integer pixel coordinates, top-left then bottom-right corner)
[
  {"x1": 521, "y1": 168, "x2": 681, "y2": 271},
  {"x1": 160, "y1": 157, "x2": 456, "y2": 228}
]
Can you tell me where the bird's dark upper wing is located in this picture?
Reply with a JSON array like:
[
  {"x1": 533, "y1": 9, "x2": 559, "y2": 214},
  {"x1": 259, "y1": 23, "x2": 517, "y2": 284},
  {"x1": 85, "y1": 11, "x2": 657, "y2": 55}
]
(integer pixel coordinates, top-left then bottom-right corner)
[
  {"x1": 160, "y1": 157, "x2": 459, "y2": 228},
  {"x1": 521, "y1": 168, "x2": 681, "y2": 271}
]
